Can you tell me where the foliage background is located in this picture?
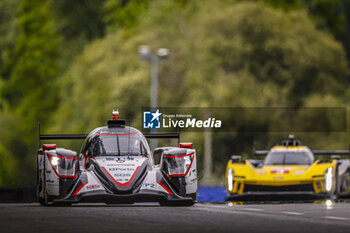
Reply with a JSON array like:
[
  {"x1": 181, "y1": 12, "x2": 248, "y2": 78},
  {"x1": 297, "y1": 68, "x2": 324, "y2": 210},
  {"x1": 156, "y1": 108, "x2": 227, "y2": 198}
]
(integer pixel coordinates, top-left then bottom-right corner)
[{"x1": 0, "y1": 0, "x2": 350, "y2": 186}]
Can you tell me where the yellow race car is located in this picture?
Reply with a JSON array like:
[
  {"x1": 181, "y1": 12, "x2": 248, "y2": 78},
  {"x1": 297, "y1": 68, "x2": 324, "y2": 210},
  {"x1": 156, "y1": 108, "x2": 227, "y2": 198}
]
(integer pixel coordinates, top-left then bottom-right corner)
[{"x1": 225, "y1": 135, "x2": 350, "y2": 200}]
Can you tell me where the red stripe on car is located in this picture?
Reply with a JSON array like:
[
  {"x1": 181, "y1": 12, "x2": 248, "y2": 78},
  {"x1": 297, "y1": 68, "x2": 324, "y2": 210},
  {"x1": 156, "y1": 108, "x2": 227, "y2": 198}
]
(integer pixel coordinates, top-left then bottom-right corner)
[
  {"x1": 156, "y1": 181, "x2": 173, "y2": 195},
  {"x1": 47, "y1": 154, "x2": 77, "y2": 178},
  {"x1": 82, "y1": 153, "x2": 87, "y2": 169},
  {"x1": 72, "y1": 181, "x2": 88, "y2": 196},
  {"x1": 101, "y1": 166, "x2": 141, "y2": 187},
  {"x1": 47, "y1": 153, "x2": 76, "y2": 160},
  {"x1": 166, "y1": 152, "x2": 194, "y2": 158},
  {"x1": 168, "y1": 155, "x2": 195, "y2": 177}
]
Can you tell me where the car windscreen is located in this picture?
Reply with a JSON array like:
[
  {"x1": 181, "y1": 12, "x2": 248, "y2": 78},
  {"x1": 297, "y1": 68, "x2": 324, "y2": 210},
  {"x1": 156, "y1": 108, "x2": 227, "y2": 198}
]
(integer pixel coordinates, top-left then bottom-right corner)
[
  {"x1": 264, "y1": 151, "x2": 314, "y2": 165},
  {"x1": 87, "y1": 134, "x2": 150, "y2": 156}
]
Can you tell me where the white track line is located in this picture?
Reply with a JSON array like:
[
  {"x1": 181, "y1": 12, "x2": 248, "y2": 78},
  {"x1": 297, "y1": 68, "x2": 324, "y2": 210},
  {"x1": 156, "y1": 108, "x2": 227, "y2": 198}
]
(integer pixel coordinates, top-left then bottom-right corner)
[
  {"x1": 207, "y1": 206, "x2": 265, "y2": 212},
  {"x1": 200, "y1": 204, "x2": 229, "y2": 208},
  {"x1": 244, "y1": 208, "x2": 264, "y2": 212},
  {"x1": 324, "y1": 216, "x2": 349, "y2": 221},
  {"x1": 282, "y1": 212, "x2": 304, "y2": 216}
]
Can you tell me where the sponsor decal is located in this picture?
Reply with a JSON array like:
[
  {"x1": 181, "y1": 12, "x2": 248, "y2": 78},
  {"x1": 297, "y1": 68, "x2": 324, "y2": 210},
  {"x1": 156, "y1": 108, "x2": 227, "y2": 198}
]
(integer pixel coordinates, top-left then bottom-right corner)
[
  {"x1": 114, "y1": 173, "x2": 131, "y2": 177},
  {"x1": 144, "y1": 183, "x2": 156, "y2": 189},
  {"x1": 86, "y1": 184, "x2": 100, "y2": 190},
  {"x1": 116, "y1": 160, "x2": 125, "y2": 163},
  {"x1": 108, "y1": 167, "x2": 135, "y2": 172},
  {"x1": 106, "y1": 158, "x2": 114, "y2": 161},
  {"x1": 107, "y1": 163, "x2": 136, "y2": 167},
  {"x1": 116, "y1": 179, "x2": 130, "y2": 182},
  {"x1": 270, "y1": 168, "x2": 290, "y2": 174}
]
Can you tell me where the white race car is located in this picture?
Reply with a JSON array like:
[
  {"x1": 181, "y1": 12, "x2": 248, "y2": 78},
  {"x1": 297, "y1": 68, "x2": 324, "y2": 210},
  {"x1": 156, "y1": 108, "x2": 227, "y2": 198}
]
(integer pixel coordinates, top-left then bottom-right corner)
[{"x1": 36, "y1": 110, "x2": 197, "y2": 206}]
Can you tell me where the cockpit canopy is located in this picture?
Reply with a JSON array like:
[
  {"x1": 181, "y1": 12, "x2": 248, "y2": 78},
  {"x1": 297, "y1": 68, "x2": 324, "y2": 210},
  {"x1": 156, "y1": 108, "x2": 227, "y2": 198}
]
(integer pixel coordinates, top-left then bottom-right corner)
[
  {"x1": 264, "y1": 149, "x2": 314, "y2": 165},
  {"x1": 82, "y1": 126, "x2": 151, "y2": 157}
]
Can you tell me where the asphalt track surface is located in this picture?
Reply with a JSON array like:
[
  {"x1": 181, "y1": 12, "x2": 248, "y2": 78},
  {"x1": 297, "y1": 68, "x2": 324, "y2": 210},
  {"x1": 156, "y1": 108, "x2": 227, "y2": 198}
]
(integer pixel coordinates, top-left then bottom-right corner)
[{"x1": 1, "y1": 202, "x2": 350, "y2": 233}]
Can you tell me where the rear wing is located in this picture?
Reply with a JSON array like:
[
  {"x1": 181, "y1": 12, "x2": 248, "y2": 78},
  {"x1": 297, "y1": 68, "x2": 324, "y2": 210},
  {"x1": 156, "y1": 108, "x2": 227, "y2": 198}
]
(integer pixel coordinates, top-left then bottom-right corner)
[
  {"x1": 253, "y1": 148, "x2": 350, "y2": 159},
  {"x1": 253, "y1": 150, "x2": 269, "y2": 158},
  {"x1": 38, "y1": 122, "x2": 180, "y2": 148}
]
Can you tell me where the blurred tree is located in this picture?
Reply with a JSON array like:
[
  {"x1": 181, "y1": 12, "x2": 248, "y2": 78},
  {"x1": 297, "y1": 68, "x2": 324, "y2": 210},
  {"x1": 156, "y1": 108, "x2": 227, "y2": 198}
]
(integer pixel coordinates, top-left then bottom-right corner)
[
  {"x1": 0, "y1": 0, "x2": 21, "y2": 78},
  {"x1": 262, "y1": 0, "x2": 344, "y2": 35},
  {"x1": 48, "y1": 0, "x2": 108, "y2": 73},
  {"x1": 340, "y1": 0, "x2": 350, "y2": 60},
  {"x1": 49, "y1": 0, "x2": 106, "y2": 41},
  {"x1": 0, "y1": 0, "x2": 61, "y2": 185},
  {"x1": 188, "y1": 1, "x2": 348, "y2": 106},
  {"x1": 0, "y1": 113, "x2": 23, "y2": 186},
  {"x1": 104, "y1": 0, "x2": 189, "y2": 32},
  {"x1": 261, "y1": 0, "x2": 350, "y2": 60},
  {"x1": 0, "y1": 0, "x2": 61, "y2": 133},
  {"x1": 0, "y1": 144, "x2": 16, "y2": 186},
  {"x1": 104, "y1": 0, "x2": 150, "y2": 31}
]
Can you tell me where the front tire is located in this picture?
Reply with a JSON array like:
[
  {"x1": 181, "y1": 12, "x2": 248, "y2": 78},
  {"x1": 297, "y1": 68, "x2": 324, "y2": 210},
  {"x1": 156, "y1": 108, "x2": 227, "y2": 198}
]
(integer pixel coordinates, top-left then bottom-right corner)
[
  {"x1": 38, "y1": 170, "x2": 51, "y2": 206},
  {"x1": 38, "y1": 196, "x2": 48, "y2": 206},
  {"x1": 38, "y1": 190, "x2": 51, "y2": 206}
]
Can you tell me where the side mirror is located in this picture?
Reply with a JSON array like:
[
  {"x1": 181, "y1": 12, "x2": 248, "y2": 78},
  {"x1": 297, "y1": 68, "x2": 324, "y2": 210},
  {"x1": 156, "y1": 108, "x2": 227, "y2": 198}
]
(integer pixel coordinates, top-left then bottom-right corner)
[
  {"x1": 179, "y1": 142, "x2": 193, "y2": 149},
  {"x1": 43, "y1": 144, "x2": 56, "y2": 150},
  {"x1": 153, "y1": 148, "x2": 164, "y2": 165},
  {"x1": 231, "y1": 155, "x2": 242, "y2": 162}
]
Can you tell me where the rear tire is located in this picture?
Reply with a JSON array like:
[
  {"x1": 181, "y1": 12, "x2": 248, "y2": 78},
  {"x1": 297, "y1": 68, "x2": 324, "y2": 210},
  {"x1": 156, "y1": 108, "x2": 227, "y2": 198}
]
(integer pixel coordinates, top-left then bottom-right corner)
[
  {"x1": 38, "y1": 152, "x2": 50, "y2": 206},
  {"x1": 38, "y1": 196, "x2": 48, "y2": 206},
  {"x1": 38, "y1": 174, "x2": 51, "y2": 206},
  {"x1": 338, "y1": 171, "x2": 350, "y2": 198},
  {"x1": 38, "y1": 192, "x2": 51, "y2": 206},
  {"x1": 333, "y1": 166, "x2": 339, "y2": 200}
]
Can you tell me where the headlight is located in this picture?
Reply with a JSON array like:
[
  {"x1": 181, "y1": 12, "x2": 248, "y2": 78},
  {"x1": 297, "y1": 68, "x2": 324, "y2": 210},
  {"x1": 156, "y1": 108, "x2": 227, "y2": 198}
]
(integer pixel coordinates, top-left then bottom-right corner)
[
  {"x1": 47, "y1": 154, "x2": 77, "y2": 177},
  {"x1": 227, "y1": 168, "x2": 234, "y2": 191},
  {"x1": 163, "y1": 153, "x2": 194, "y2": 176},
  {"x1": 324, "y1": 167, "x2": 333, "y2": 192},
  {"x1": 51, "y1": 156, "x2": 60, "y2": 166}
]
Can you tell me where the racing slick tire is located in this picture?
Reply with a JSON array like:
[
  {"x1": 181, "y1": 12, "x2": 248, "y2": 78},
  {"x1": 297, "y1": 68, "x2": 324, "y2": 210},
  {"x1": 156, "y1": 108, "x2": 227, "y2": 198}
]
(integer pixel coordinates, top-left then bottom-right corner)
[
  {"x1": 334, "y1": 166, "x2": 340, "y2": 200},
  {"x1": 38, "y1": 188, "x2": 50, "y2": 206},
  {"x1": 38, "y1": 196, "x2": 48, "y2": 206},
  {"x1": 338, "y1": 170, "x2": 350, "y2": 198},
  {"x1": 329, "y1": 168, "x2": 340, "y2": 201},
  {"x1": 38, "y1": 169, "x2": 50, "y2": 206}
]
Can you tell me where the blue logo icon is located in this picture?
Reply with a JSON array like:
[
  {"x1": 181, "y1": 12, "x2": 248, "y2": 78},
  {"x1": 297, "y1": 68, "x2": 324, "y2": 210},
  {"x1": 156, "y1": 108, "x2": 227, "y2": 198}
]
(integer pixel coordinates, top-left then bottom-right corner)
[{"x1": 143, "y1": 109, "x2": 162, "y2": 129}]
